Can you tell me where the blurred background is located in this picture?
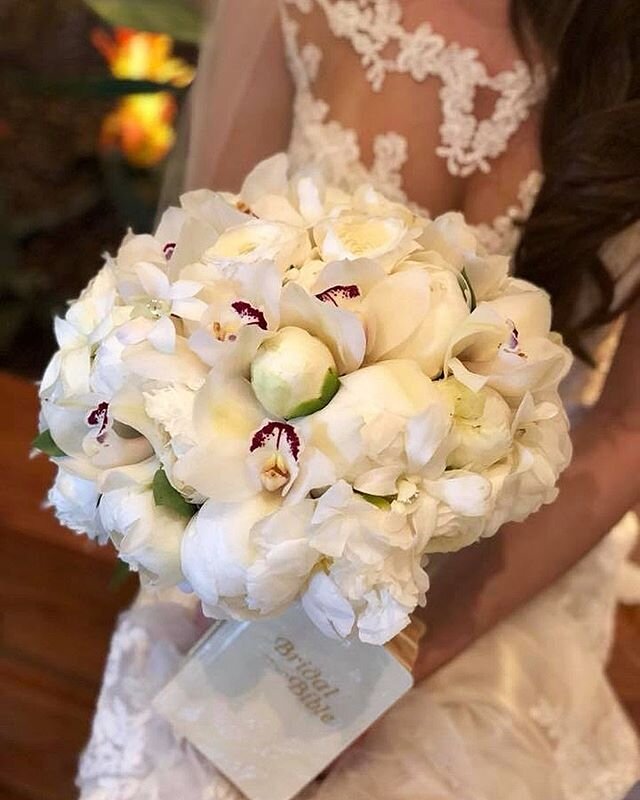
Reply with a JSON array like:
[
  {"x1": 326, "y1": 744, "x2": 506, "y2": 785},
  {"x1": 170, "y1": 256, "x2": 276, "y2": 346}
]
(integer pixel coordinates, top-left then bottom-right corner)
[
  {"x1": 1, "y1": 0, "x2": 200, "y2": 379},
  {"x1": 0, "y1": 2, "x2": 638, "y2": 799},
  {"x1": 0, "y1": 2, "x2": 201, "y2": 798}
]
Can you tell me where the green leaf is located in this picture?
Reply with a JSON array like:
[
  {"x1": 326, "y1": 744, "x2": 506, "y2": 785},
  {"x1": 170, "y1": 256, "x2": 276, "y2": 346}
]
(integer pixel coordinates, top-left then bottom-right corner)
[
  {"x1": 355, "y1": 491, "x2": 394, "y2": 511},
  {"x1": 84, "y1": 0, "x2": 203, "y2": 43},
  {"x1": 152, "y1": 468, "x2": 197, "y2": 519},
  {"x1": 32, "y1": 429, "x2": 66, "y2": 458},
  {"x1": 109, "y1": 558, "x2": 133, "y2": 590},
  {"x1": 286, "y1": 370, "x2": 341, "y2": 420},
  {"x1": 458, "y1": 268, "x2": 477, "y2": 311},
  {"x1": 23, "y1": 75, "x2": 187, "y2": 98}
]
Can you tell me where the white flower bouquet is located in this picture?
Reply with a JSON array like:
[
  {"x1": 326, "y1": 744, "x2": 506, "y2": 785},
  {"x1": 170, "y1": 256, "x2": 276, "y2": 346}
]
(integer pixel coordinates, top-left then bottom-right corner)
[{"x1": 36, "y1": 155, "x2": 572, "y2": 646}]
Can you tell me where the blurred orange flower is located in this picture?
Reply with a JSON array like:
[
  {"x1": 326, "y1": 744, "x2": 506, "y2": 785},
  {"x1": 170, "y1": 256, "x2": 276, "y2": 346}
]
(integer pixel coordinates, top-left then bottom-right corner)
[{"x1": 92, "y1": 28, "x2": 195, "y2": 168}]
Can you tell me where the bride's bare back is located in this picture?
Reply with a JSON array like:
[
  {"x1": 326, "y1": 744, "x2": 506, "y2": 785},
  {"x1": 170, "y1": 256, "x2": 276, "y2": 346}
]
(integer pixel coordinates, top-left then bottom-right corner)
[
  {"x1": 189, "y1": 0, "x2": 543, "y2": 252},
  {"x1": 288, "y1": 0, "x2": 541, "y2": 219}
]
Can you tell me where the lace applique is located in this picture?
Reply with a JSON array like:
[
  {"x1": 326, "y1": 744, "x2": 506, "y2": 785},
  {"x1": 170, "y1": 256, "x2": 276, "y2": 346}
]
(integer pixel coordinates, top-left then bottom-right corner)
[
  {"x1": 281, "y1": 0, "x2": 546, "y2": 178},
  {"x1": 282, "y1": 9, "x2": 410, "y2": 202},
  {"x1": 474, "y1": 169, "x2": 543, "y2": 255},
  {"x1": 280, "y1": 0, "x2": 545, "y2": 254},
  {"x1": 529, "y1": 695, "x2": 639, "y2": 800},
  {"x1": 77, "y1": 601, "x2": 242, "y2": 800}
]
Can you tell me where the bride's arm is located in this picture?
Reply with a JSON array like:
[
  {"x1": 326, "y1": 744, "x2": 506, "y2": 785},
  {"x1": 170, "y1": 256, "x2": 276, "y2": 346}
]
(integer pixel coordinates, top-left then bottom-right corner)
[
  {"x1": 415, "y1": 301, "x2": 640, "y2": 680},
  {"x1": 185, "y1": 0, "x2": 293, "y2": 193}
]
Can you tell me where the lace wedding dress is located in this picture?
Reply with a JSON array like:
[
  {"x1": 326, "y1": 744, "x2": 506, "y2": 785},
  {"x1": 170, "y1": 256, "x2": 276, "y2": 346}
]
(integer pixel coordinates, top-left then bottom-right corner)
[{"x1": 77, "y1": 2, "x2": 640, "y2": 798}]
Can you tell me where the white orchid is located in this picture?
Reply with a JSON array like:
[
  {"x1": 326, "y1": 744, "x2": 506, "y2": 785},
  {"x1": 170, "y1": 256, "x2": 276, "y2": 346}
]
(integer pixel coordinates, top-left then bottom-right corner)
[
  {"x1": 173, "y1": 374, "x2": 335, "y2": 506},
  {"x1": 446, "y1": 297, "x2": 572, "y2": 399},
  {"x1": 185, "y1": 259, "x2": 281, "y2": 374},
  {"x1": 232, "y1": 153, "x2": 350, "y2": 227}
]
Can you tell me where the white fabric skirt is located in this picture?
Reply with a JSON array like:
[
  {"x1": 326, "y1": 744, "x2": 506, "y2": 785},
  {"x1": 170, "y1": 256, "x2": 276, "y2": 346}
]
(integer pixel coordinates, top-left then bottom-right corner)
[{"x1": 78, "y1": 513, "x2": 640, "y2": 800}]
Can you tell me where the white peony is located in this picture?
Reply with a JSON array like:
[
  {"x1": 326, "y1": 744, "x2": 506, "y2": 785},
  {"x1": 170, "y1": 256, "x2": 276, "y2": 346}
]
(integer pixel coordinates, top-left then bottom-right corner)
[
  {"x1": 99, "y1": 482, "x2": 187, "y2": 587},
  {"x1": 250, "y1": 327, "x2": 339, "y2": 419},
  {"x1": 48, "y1": 465, "x2": 105, "y2": 542},
  {"x1": 181, "y1": 495, "x2": 318, "y2": 619},
  {"x1": 437, "y1": 377, "x2": 513, "y2": 469},
  {"x1": 363, "y1": 266, "x2": 470, "y2": 377}
]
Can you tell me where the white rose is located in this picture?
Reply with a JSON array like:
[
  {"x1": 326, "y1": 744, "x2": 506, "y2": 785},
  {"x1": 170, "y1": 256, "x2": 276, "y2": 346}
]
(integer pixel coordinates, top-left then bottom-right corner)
[
  {"x1": 314, "y1": 212, "x2": 415, "y2": 269},
  {"x1": 204, "y1": 219, "x2": 311, "y2": 272}
]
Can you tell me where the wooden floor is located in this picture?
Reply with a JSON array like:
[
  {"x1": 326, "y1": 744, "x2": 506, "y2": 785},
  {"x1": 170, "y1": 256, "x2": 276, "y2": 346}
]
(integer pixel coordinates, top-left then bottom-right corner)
[
  {"x1": 0, "y1": 372, "x2": 137, "y2": 800},
  {"x1": 0, "y1": 370, "x2": 638, "y2": 800}
]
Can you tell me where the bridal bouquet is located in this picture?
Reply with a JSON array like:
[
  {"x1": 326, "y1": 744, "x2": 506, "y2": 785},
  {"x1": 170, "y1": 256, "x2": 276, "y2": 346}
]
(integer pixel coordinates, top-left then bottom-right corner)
[{"x1": 37, "y1": 154, "x2": 572, "y2": 645}]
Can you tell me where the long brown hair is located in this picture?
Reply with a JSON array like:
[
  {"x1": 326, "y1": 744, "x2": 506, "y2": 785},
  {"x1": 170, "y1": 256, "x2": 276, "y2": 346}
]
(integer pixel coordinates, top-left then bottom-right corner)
[{"x1": 511, "y1": 0, "x2": 640, "y2": 354}]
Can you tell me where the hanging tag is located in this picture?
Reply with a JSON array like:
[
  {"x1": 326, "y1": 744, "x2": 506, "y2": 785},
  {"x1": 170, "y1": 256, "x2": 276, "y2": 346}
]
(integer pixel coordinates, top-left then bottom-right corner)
[{"x1": 154, "y1": 603, "x2": 414, "y2": 800}]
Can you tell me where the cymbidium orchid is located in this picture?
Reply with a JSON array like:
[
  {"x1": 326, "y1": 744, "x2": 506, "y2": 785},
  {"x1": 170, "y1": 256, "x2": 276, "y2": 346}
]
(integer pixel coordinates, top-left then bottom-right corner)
[
  {"x1": 185, "y1": 259, "x2": 281, "y2": 374},
  {"x1": 37, "y1": 152, "x2": 573, "y2": 646},
  {"x1": 173, "y1": 374, "x2": 335, "y2": 506},
  {"x1": 446, "y1": 299, "x2": 572, "y2": 399}
]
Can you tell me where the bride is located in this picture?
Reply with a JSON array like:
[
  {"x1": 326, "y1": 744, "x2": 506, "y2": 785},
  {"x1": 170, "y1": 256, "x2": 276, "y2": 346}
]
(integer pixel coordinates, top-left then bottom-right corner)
[{"x1": 78, "y1": 1, "x2": 640, "y2": 798}]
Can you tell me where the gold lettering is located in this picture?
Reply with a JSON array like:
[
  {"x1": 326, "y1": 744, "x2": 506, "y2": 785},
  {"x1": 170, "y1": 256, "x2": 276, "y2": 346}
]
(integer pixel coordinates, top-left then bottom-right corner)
[{"x1": 270, "y1": 636, "x2": 340, "y2": 726}]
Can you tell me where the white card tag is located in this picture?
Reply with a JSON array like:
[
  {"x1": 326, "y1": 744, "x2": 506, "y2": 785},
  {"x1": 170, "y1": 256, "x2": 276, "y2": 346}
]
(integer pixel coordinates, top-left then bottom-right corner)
[{"x1": 153, "y1": 603, "x2": 413, "y2": 800}]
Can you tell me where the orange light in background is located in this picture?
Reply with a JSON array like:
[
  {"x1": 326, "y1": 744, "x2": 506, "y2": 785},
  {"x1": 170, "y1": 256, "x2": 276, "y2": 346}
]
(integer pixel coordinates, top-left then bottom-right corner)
[{"x1": 92, "y1": 27, "x2": 195, "y2": 168}]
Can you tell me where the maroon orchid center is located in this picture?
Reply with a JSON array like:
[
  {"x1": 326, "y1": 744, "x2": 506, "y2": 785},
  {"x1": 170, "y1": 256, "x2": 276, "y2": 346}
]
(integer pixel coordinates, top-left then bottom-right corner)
[
  {"x1": 163, "y1": 241, "x2": 176, "y2": 259},
  {"x1": 87, "y1": 402, "x2": 109, "y2": 443},
  {"x1": 315, "y1": 284, "x2": 361, "y2": 306},
  {"x1": 232, "y1": 300, "x2": 268, "y2": 330},
  {"x1": 504, "y1": 319, "x2": 527, "y2": 359},
  {"x1": 250, "y1": 421, "x2": 301, "y2": 492}
]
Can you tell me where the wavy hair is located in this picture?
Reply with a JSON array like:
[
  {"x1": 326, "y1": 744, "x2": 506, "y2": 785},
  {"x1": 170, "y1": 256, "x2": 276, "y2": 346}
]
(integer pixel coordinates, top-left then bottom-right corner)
[{"x1": 511, "y1": 0, "x2": 640, "y2": 354}]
